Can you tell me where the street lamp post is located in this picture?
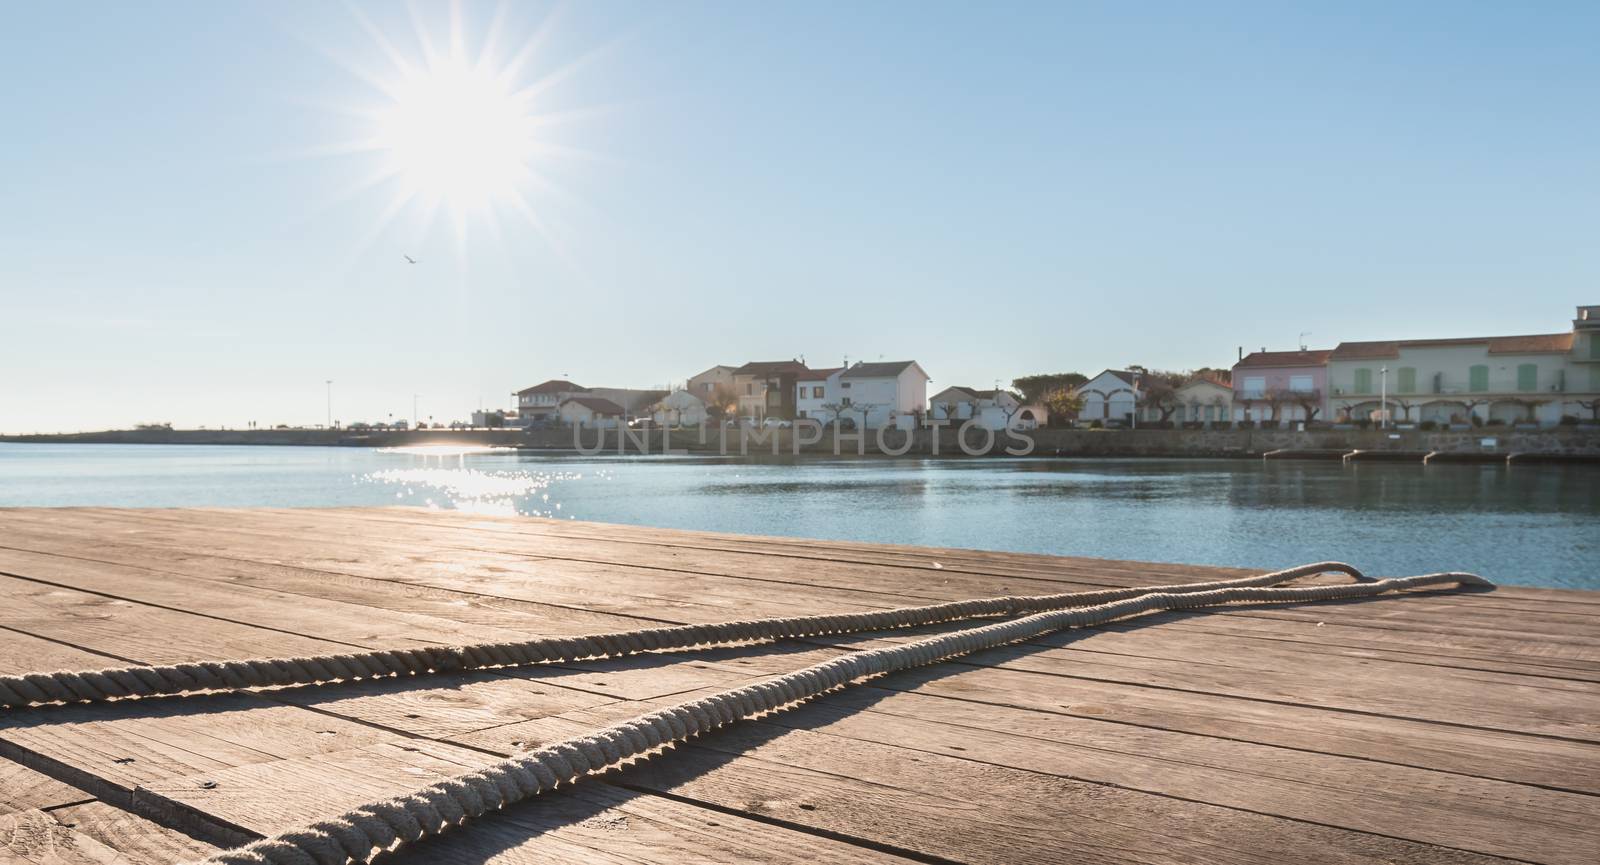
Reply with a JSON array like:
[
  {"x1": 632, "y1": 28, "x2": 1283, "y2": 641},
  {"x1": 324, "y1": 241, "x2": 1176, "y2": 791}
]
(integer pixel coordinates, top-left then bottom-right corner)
[
  {"x1": 1130, "y1": 374, "x2": 1141, "y2": 430},
  {"x1": 325, "y1": 380, "x2": 333, "y2": 429},
  {"x1": 1379, "y1": 367, "x2": 1388, "y2": 429},
  {"x1": 413, "y1": 394, "x2": 421, "y2": 429}
]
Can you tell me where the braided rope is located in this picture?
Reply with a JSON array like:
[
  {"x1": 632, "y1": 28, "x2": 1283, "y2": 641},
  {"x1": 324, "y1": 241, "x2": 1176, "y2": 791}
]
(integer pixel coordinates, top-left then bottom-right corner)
[
  {"x1": 191, "y1": 569, "x2": 1489, "y2": 865},
  {"x1": 0, "y1": 561, "x2": 1368, "y2": 709}
]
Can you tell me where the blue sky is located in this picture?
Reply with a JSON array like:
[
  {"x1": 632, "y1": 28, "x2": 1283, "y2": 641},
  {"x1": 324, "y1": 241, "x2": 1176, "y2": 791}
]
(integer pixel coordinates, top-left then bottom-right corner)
[{"x1": 2, "y1": 1, "x2": 1597, "y2": 431}]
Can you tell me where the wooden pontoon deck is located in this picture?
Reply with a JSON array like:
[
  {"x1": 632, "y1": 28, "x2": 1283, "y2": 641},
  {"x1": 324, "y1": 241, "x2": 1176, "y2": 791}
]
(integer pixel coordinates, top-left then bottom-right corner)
[{"x1": 0, "y1": 507, "x2": 1595, "y2": 864}]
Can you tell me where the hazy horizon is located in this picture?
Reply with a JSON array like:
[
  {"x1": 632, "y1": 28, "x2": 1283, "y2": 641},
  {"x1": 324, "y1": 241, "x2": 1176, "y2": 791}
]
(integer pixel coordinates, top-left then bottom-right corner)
[{"x1": 4, "y1": 1, "x2": 1598, "y2": 433}]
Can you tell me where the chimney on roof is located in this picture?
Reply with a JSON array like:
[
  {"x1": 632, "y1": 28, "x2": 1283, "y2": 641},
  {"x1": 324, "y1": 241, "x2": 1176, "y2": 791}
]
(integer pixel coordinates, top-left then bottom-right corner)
[
  {"x1": 1238, "y1": 346, "x2": 1243, "y2": 361},
  {"x1": 1261, "y1": 346, "x2": 1266, "y2": 353}
]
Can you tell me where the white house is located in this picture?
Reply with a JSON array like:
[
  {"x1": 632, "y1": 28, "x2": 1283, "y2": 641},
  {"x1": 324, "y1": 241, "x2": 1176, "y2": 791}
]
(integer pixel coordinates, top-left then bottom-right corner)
[
  {"x1": 515, "y1": 379, "x2": 587, "y2": 424},
  {"x1": 1075, "y1": 370, "x2": 1141, "y2": 425},
  {"x1": 557, "y1": 396, "x2": 625, "y2": 429},
  {"x1": 652, "y1": 390, "x2": 708, "y2": 427},
  {"x1": 1148, "y1": 374, "x2": 1236, "y2": 425},
  {"x1": 795, "y1": 366, "x2": 845, "y2": 422},
  {"x1": 930, "y1": 387, "x2": 1041, "y2": 430},
  {"x1": 836, "y1": 361, "x2": 930, "y2": 429}
]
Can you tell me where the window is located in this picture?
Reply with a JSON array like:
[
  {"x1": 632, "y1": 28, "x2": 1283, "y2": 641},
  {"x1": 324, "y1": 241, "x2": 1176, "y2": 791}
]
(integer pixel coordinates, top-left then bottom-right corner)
[
  {"x1": 1397, "y1": 367, "x2": 1416, "y2": 393},
  {"x1": 1241, "y1": 376, "x2": 1265, "y2": 398},
  {"x1": 1353, "y1": 368, "x2": 1373, "y2": 395},
  {"x1": 1289, "y1": 374, "x2": 1313, "y2": 393},
  {"x1": 813, "y1": 386, "x2": 824, "y2": 398},
  {"x1": 703, "y1": 382, "x2": 712, "y2": 392},
  {"x1": 1591, "y1": 365, "x2": 1600, "y2": 391},
  {"x1": 841, "y1": 397, "x2": 852, "y2": 407},
  {"x1": 1517, "y1": 364, "x2": 1537, "y2": 392},
  {"x1": 1469, "y1": 365, "x2": 1488, "y2": 391},
  {"x1": 841, "y1": 382, "x2": 851, "y2": 389},
  {"x1": 1592, "y1": 335, "x2": 1600, "y2": 360},
  {"x1": 744, "y1": 384, "x2": 753, "y2": 395}
]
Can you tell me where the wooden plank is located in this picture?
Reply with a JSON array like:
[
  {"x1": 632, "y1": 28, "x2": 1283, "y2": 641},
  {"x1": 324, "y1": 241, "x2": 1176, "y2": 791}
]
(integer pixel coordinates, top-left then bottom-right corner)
[
  {"x1": 0, "y1": 630, "x2": 124, "y2": 678},
  {"x1": 452, "y1": 682, "x2": 1599, "y2": 864},
  {"x1": 0, "y1": 759, "x2": 89, "y2": 816},
  {"x1": 47, "y1": 801, "x2": 218, "y2": 864},
  {"x1": 465, "y1": 706, "x2": 1527, "y2": 865},
  {"x1": 0, "y1": 511, "x2": 927, "y2": 623},
  {"x1": 135, "y1": 737, "x2": 915, "y2": 864},
  {"x1": 0, "y1": 530, "x2": 649, "y2": 636},
  {"x1": 0, "y1": 809, "x2": 126, "y2": 865},
  {"x1": 0, "y1": 575, "x2": 348, "y2": 667},
  {"x1": 941, "y1": 631, "x2": 1600, "y2": 741},
  {"x1": 0, "y1": 548, "x2": 531, "y2": 650},
  {"x1": 876, "y1": 663, "x2": 1600, "y2": 795}
]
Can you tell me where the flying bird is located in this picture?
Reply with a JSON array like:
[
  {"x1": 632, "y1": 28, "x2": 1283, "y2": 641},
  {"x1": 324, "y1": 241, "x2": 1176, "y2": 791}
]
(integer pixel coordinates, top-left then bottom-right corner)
[{"x1": 403, "y1": 255, "x2": 418, "y2": 265}]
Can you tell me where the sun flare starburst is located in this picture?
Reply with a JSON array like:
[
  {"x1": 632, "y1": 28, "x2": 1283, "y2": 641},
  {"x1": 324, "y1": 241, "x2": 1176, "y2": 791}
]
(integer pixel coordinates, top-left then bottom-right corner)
[
  {"x1": 375, "y1": 56, "x2": 536, "y2": 212},
  {"x1": 302, "y1": 4, "x2": 605, "y2": 260}
]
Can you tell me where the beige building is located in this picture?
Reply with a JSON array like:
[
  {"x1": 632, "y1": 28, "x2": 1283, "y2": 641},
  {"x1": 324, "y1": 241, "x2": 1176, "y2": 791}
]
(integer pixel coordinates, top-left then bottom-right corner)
[
  {"x1": 1326, "y1": 306, "x2": 1600, "y2": 426},
  {"x1": 686, "y1": 365, "x2": 737, "y2": 401},
  {"x1": 732, "y1": 360, "x2": 810, "y2": 421},
  {"x1": 1168, "y1": 374, "x2": 1236, "y2": 425}
]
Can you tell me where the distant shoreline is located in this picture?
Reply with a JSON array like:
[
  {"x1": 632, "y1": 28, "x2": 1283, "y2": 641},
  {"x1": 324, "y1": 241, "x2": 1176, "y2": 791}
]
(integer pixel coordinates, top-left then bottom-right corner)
[{"x1": 4, "y1": 426, "x2": 1599, "y2": 463}]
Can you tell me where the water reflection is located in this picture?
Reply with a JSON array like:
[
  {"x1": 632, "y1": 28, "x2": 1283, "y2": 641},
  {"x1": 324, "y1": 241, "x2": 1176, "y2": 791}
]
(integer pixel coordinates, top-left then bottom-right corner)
[{"x1": 0, "y1": 444, "x2": 1593, "y2": 588}]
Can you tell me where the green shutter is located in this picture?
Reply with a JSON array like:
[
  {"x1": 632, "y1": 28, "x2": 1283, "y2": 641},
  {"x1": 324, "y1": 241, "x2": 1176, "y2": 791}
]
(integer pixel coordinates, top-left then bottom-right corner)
[
  {"x1": 1517, "y1": 364, "x2": 1537, "y2": 392},
  {"x1": 1591, "y1": 365, "x2": 1600, "y2": 391},
  {"x1": 1353, "y1": 368, "x2": 1372, "y2": 394},
  {"x1": 1469, "y1": 365, "x2": 1488, "y2": 392},
  {"x1": 1591, "y1": 336, "x2": 1600, "y2": 359},
  {"x1": 1397, "y1": 367, "x2": 1416, "y2": 393}
]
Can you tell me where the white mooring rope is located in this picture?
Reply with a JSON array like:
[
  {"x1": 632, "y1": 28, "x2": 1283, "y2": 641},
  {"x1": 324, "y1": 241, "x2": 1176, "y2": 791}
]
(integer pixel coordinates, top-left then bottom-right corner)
[
  {"x1": 157, "y1": 566, "x2": 1489, "y2": 865},
  {"x1": 0, "y1": 562, "x2": 1369, "y2": 709}
]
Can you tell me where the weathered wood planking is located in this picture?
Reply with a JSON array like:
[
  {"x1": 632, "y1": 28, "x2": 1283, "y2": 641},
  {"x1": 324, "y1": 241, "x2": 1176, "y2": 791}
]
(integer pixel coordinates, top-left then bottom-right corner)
[{"x1": 0, "y1": 506, "x2": 1595, "y2": 865}]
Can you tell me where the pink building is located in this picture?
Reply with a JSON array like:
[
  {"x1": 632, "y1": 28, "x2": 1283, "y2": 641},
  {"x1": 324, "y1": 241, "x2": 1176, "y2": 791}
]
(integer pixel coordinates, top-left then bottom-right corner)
[{"x1": 1230, "y1": 349, "x2": 1332, "y2": 423}]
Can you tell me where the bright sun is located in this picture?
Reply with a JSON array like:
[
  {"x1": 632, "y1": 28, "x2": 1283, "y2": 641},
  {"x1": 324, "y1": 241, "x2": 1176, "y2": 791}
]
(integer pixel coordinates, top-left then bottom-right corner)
[
  {"x1": 375, "y1": 57, "x2": 535, "y2": 212},
  {"x1": 311, "y1": 5, "x2": 597, "y2": 253}
]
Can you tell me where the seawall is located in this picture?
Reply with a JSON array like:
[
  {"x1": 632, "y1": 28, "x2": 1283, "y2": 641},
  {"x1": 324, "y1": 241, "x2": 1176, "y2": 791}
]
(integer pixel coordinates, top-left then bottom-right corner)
[{"x1": 8, "y1": 425, "x2": 1599, "y2": 459}]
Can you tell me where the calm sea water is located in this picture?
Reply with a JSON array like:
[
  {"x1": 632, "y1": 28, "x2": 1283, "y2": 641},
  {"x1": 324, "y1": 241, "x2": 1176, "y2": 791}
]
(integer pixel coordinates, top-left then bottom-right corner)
[{"x1": 0, "y1": 443, "x2": 1595, "y2": 589}]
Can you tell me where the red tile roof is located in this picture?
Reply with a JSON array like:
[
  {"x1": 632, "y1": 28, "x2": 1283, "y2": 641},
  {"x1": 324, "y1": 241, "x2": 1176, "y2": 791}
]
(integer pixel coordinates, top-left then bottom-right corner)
[
  {"x1": 1329, "y1": 333, "x2": 1573, "y2": 359},
  {"x1": 1234, "y1": 350, "x2": 1332, "y2": 369},
  {"x1": 517, "y1": 379, "x2": 587, "y2": 395},
  {"x1": 798, "y1": 366, "x2": 844, "y2": 381},
  {"x1": 1487, "y1": 333, "x2": 1573, "y2": 354}
]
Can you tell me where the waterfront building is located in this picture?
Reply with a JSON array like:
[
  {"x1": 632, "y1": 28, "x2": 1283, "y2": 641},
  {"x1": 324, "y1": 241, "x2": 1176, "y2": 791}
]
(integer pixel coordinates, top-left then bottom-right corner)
[
  {"x1": 652, "y1": 389, "x2": 708, "y2": 427},
  {"x1": 1326, "y1": 306, "x2": 1600, "y2": 426},
  {"x1": 557, "y1": 396, "x2": 626, "y2": 429},
  {"x1": 1075, "y1": 370, "x2": 1142, "y2": 425},
  {"x1": 837, "y1": 361, "x2": 931, "y2": 429},
  {"x1": 587, "y1": 388, "x2": 670, "y2": 418},
  {"x1": 732, "y1": 360, "x2": 811, "y2": 421},
  {"x1": 1169, "y1": 374, "x2": 1236, "y2": 425},
  {"x1": 686, "y1": 365, "x2": 738, "y2": 399},
  {"x1": 929, "y1": 387, "x2": 1040, "y2": 430},
  {"x1": 515, "y1": 380, "x2": 588, "y2": 423},
  {"x1": 1230, "y1": 351, "x2": 1331, "y2": 424},
  {"x1": 795, "y1": 366, "x2": 845, "y2": 422}
]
